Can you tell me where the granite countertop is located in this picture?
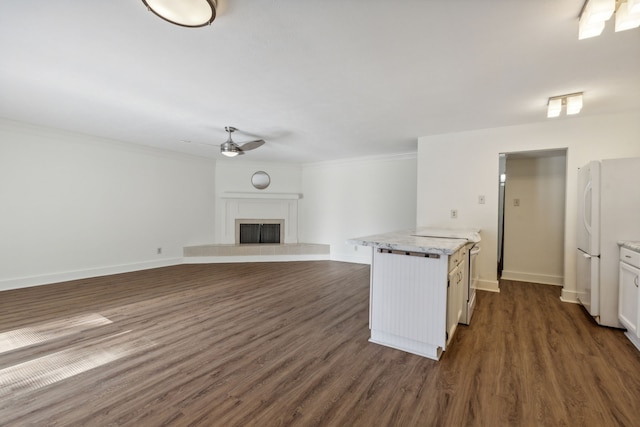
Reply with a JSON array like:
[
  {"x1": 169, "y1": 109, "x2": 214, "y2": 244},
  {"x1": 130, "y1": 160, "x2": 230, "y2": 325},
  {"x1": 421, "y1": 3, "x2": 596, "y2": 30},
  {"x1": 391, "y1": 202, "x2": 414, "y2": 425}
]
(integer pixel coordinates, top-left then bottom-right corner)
[
  {"x1": 347, "y1": 227, "x2": 481, "y2": 256},
  {"x1": 619, "y1": 241, "x2": 640, "y2": 253}
]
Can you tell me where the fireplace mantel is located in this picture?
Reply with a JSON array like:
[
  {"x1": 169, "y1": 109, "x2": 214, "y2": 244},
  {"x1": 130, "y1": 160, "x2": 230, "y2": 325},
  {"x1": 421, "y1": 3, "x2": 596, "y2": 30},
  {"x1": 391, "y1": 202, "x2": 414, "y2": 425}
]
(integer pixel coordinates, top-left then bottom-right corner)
[{"x1": 221, "y1": 192, "x2": 301, "y2": 200}]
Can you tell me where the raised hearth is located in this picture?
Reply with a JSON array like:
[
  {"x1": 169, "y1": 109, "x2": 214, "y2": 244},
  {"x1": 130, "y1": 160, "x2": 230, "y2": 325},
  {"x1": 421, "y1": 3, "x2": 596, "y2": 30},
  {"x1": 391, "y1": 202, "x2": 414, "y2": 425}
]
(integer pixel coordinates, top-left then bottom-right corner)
[{"x1": 183, "y1": 243, "x2": 330, "y2": 263}]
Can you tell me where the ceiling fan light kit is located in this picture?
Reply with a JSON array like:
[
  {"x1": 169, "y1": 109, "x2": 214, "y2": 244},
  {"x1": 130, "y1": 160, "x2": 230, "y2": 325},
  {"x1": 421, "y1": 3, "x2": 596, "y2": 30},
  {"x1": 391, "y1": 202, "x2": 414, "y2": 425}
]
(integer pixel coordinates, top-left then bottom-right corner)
[
  {"x1": 141, "y1": 0, "x2": 217, "y2": 27},
  {"x1": 219, "y1": 126, "x2": 265, "y2": 158},
  {"x1": 220, "y1": 141, "x2": 241, "y2": 157}
]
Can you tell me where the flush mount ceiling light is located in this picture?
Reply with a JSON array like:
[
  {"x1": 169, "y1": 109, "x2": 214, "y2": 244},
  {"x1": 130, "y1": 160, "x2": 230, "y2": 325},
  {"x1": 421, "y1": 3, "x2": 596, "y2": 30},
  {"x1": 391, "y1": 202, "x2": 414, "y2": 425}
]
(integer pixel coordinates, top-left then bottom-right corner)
[
  {"x1": 579, "y1": 0, "x2": 640, "y2": 39},
  {"x1": 141, "y1": 0, "x2": 217, "y2": 28},
  {"x1": 547, "y1": 93, "x2": 583, "y2": 118}
]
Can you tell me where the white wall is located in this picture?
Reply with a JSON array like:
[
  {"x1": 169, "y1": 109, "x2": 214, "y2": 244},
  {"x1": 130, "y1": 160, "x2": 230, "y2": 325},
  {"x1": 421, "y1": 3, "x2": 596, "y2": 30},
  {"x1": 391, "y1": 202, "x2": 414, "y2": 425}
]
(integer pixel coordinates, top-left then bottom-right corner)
[
  {"x1": 0, "y1": 119, "x2": 216, "y2": 290},
  {"x1": 502, "y1": 155, "x2": 566, "y2": 286},
  {"x1": 214, "y1": 161, "x2": 302, "y2": 195},
  {"x1": 417, "y1": 110, "x2": 640, "y2": 299},
  {"x1": 1, "y1": 122, "x2": 417, "y2": 290},
  {"x1": 301, "y1": 153, "x2": 417, "y2": 263}
]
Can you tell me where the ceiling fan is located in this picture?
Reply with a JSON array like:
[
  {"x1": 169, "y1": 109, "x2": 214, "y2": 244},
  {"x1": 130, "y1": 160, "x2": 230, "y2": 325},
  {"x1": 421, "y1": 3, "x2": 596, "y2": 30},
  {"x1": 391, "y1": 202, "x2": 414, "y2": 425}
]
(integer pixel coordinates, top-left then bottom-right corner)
[{"x1": 220, "y1": 126, "x2": 265, "y2": 157}]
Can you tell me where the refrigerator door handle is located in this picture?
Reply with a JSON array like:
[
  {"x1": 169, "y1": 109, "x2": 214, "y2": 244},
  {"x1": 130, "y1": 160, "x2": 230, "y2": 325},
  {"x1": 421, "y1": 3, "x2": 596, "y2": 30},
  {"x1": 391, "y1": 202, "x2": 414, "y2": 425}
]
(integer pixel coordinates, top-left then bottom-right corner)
[{"x1": 583, "y1": 181, "x2": 592, "y2": 236}]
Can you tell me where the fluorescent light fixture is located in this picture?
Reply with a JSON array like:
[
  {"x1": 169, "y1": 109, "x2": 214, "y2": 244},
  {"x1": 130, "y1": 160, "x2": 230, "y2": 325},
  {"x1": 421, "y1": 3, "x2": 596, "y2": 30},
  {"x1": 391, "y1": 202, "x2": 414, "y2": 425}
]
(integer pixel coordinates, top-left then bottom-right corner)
[
  {"x1": 547, "y1": 98, "x2": 563, "y2": 118},
  {"x1": 584, "y1": 0, "x2": 616, "y2": 21},
  {"x1": 579, "y1": 0, "x2": 640, "y2": 38},
  {"x1": 566, "y1": 93, "x2": 583, "y2": 115},
  {"x1": 615, "y1": 1, "x2": 640, "y2": 31},
  {"x1": 547, "y1": 92, "x2": 584, "y2": 118},
  {"x1": 142, "y1": 0, "x2": 217, "y2": 27},
  {"x1": 578, "y1": 0, "x2": 615, "y2": 39}
]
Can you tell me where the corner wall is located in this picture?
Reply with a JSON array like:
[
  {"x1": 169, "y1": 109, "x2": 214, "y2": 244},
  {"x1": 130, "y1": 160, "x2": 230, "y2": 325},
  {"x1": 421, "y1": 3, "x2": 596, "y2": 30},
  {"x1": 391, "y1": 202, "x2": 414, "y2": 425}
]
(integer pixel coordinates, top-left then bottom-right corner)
[
  {"x1": 0, "y1": 119, "x2": 216, "y2": 290},
  {"x1": 300, "y1": 153, "x2": 417, "y2": 263},
  {"x1": 416, "y1": 110, "x2": 640, "y2": 298}
]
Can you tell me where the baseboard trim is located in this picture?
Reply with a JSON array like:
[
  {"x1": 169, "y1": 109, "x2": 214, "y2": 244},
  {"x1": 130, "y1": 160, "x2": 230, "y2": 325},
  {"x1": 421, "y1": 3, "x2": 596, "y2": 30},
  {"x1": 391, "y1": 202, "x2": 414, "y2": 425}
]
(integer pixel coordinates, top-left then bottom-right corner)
[
  {"x1": 500, "y1": 270, "x2": 564, "y2": 286},
  {"x1": 0, "y1": 258, "x2": 183, "y2": 292},
  {"x1": 476, "y1": 279, "x2": 500, "y2": 293},
  {"x1": 330, "y1": 253, "x2": 371, "y2": 264},
  {"x1": 560, "y1": 288, "x2": 579, "y2": 304},
  {"x1": 0, "y1": 254, "x2": 339, "y2": 292}
]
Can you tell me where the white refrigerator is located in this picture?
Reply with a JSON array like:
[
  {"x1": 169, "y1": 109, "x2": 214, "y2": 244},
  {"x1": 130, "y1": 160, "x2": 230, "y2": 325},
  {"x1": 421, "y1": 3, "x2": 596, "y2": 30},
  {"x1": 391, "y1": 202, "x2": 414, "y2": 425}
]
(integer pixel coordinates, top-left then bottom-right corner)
[{"x1": 577, "y1": 157, "x2": 640, "y2": 327}]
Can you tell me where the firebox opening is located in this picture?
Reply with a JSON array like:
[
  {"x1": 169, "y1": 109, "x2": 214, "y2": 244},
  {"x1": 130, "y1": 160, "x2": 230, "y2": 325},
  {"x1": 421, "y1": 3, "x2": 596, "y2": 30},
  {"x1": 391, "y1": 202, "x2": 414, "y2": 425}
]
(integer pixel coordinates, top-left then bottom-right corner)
[
  {"x1": 235, "y1": 219, "x2": 285, "y2": 245},
  {"x1": 239, "y1": 223, "x2": 281, "y2": 244}
]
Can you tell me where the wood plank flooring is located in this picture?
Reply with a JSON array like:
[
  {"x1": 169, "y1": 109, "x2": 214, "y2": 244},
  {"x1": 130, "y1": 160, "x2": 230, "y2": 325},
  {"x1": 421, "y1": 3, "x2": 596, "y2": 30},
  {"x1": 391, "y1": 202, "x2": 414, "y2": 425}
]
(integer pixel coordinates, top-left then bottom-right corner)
[{"x1": 1, "y1": 262, "x2": 639, "y2": 426}]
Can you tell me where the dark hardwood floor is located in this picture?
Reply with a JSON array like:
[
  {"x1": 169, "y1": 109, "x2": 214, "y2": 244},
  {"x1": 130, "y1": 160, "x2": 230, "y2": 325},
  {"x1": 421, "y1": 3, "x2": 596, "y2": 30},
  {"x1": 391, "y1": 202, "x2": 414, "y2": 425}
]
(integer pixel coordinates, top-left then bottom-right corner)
[{"x1": 1, "y1": 262, "x2": 639, "y2": 426}]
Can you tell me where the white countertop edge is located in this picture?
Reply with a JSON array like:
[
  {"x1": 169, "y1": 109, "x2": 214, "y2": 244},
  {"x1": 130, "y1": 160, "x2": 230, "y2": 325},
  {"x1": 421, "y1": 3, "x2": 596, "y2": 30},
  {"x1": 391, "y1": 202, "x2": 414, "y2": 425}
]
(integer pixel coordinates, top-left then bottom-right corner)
[
  {"x1": 346, "y1": 238, "x2": 468, "y2": 255},
  {"x1": 347, "y1": 227, "x2": 481, "y2": 255},
  {"x1": 619, "y1": 241, "x2": 640, "y2": 252}
]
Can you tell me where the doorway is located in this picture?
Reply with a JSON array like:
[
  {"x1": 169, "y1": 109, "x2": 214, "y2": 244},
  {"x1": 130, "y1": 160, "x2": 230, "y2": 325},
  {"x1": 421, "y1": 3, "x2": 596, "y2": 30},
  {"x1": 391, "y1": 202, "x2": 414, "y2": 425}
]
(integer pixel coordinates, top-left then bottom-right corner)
[{"x1": 497, "y1": 149, "x2": 567, "y2": 286}]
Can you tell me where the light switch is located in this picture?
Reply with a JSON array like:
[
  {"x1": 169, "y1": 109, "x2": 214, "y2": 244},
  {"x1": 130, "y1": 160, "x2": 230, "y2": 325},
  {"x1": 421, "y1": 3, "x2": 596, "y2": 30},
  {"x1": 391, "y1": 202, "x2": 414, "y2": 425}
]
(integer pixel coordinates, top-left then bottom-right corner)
[
  {"x1": 514, "y1": 198, "x2": 520, "y2": 207},
  {"x1": 478, "y1": 195, "x2": 485, "y2": 204}
]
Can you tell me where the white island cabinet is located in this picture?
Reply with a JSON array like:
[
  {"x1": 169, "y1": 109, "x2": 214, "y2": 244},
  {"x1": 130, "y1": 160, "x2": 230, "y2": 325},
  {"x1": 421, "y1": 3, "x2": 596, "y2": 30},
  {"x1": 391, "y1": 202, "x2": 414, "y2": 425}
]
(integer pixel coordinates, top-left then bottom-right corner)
[{"x1": 348, "y1": 228, "x2": 480, "y2": 360}]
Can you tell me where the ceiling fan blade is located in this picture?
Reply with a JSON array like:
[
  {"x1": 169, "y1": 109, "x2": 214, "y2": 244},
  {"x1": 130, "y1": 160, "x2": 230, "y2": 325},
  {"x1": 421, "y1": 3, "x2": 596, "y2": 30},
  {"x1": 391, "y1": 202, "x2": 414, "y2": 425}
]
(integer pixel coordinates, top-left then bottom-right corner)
[{"x1": 239, "y1": 139, "x2": 265, "y2": 151}]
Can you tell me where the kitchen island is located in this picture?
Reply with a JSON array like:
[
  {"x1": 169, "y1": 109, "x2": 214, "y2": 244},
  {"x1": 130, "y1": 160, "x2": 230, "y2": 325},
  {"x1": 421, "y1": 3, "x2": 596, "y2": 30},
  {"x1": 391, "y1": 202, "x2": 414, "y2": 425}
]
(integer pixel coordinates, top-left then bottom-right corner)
[{"x1": 349, "y1": 227, "x2": 481, "y2": 360}]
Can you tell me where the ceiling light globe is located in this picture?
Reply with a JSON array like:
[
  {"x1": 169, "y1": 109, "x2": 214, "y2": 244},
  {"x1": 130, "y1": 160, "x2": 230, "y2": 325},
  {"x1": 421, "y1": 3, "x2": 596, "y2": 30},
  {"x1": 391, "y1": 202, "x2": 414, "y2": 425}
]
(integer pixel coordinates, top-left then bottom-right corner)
[
  {"x1": 142, "y1": 0, "x2": 216, "y2": 27},
  {"x1": 220, "y1": 141, "x2": 241, "y2": 157}
]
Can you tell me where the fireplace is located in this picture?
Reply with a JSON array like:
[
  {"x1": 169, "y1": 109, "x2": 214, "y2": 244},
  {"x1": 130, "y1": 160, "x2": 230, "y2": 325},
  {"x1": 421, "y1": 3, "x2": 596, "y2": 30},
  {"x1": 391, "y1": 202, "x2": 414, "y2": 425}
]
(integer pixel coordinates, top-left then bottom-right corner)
[
  {"x1": 235, "y1": 219, "x2": 285, "y2": 244},
  {"x1": 220, "y1": 193, "x2": 299, "y2": 245}
]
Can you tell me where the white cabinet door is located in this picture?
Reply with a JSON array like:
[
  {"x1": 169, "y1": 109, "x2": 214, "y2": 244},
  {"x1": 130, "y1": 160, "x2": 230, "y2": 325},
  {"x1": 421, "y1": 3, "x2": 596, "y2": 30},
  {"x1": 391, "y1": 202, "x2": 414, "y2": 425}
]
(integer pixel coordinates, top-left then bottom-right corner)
[
  {"x1": 457, "y1": 250, "x2": 468, "y2": 323},
  {"x1": 446, "y1": 263, "x2": 460, "y2": 345},
  {"x1": 619, "y1": 261, "x2": 640, "y2": 336},
  {"x1": 446, "y1": 246, "x2": 470, "y2": 344}
]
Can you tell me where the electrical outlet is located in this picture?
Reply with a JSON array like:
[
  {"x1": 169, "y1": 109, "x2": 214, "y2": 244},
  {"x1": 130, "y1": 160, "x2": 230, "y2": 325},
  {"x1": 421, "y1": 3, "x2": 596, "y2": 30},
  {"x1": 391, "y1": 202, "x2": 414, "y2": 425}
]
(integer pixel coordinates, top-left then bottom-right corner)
[
  {"x1": 451, "y1": 209, "x2": 458, "y2": 219},
  {"x1": 478, "y1": 195, "x2": 485, "y2": 204},
  {"x1": 514, "y1": 198, "x2": 520, "y2": 207},
  {"x1": 157, "y1": 247, "x2": 162, "y2": 255}
]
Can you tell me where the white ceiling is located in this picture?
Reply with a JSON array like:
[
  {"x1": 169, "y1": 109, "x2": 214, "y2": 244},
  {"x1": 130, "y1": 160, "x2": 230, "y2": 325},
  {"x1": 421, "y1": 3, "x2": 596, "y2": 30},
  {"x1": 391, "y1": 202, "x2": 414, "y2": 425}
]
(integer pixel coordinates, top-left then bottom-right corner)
[{"x1": 1, "y1": 1, "x2": 639, "y2": 163}]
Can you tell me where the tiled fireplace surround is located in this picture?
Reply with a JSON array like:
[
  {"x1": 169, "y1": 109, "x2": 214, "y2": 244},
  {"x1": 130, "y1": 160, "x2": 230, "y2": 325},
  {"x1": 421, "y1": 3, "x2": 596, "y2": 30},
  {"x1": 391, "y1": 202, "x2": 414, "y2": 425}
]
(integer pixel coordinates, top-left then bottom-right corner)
[{"x1": 183, "y1": 192, "x2": 329, "y2": 260}]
